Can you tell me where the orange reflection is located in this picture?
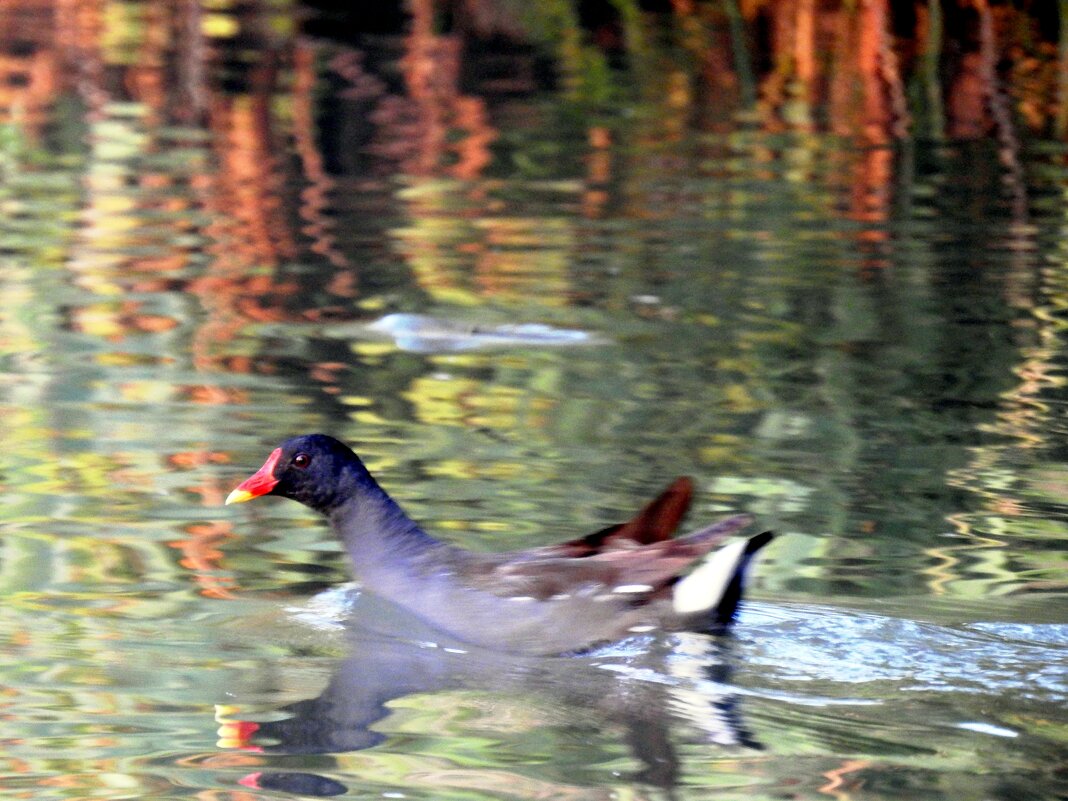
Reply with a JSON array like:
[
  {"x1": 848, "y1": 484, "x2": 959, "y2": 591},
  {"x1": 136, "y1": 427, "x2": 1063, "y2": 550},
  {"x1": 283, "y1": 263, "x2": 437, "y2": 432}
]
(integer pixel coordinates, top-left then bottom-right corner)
[
  {"x1": 167, "y1": 450, "x2": 240, "y2": 597},
  {"x1": 583, "y1": 125, "x2": 612, "y2": 218},
  {"x1": 56, "y1": 0, "x2": 107, "y2": 117},
  {"x1": 169, "y1": 522, "x2": 237, "y2": 600},
  {"x1": 824, "y1": 0, "x2": 909, "y2": 144},
  {"x1": 386, "y1": 0, "x2": 497, "y2": 178},
  {"x1": 0, "y1": 3, "x2": 59, "y2": 139},
  {"x1": 847, "y1": 145, "x2": 894, "y2": 267},
  {"x1": 819, "y1": 759, "x2": 870, "y2": 799},
  {"x1": 293, "y1": 40, "x2": 350, "y2": 273}
]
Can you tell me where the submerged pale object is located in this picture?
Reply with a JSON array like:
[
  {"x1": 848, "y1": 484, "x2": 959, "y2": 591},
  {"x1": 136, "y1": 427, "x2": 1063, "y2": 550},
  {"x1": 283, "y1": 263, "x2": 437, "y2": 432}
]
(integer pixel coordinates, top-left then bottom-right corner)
[{"x1": 362, "y1": 313, "x2": 609, "y2": 353}]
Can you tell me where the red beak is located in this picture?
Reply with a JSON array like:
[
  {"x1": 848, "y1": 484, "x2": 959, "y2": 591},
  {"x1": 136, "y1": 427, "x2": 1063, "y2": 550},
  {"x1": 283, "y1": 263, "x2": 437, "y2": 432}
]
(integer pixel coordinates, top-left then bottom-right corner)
[{"x1": 225, "y1": 448, "x2": 282, "y2": 505}]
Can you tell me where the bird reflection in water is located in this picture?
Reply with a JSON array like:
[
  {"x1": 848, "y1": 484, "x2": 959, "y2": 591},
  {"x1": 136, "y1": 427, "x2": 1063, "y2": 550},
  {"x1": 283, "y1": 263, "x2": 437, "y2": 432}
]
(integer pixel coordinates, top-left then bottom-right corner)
[{"x1": 217, "y1": 593, "x2": 760, "y2": 797}]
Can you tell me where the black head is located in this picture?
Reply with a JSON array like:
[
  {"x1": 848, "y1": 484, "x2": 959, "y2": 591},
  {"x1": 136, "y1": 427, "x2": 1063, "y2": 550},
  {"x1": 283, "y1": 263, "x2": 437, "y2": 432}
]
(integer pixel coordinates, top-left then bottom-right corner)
[{"x1": 226, "y1": 434, "x2": 371, "y2": 513}]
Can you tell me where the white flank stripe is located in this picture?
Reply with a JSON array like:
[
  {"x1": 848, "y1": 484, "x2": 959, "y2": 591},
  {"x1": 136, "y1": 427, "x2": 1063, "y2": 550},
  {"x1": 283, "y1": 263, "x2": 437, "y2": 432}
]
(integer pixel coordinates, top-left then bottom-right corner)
[{"x1": 613, "y1": 584, "x2": 653, "y2": 594}]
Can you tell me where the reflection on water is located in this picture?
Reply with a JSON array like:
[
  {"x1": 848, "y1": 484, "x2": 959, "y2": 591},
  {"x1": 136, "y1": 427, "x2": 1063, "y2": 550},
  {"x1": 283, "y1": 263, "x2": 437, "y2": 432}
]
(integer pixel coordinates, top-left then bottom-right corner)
[
  {"x1": 216, "y1": 593, "x2": 759, "y2": 792},
  {"x1": 1, "y1": 1, "x2": 1067, "y2": 799},
  {"x1": 211, "y1": 593, "x2": 1068, "y2": 800}
]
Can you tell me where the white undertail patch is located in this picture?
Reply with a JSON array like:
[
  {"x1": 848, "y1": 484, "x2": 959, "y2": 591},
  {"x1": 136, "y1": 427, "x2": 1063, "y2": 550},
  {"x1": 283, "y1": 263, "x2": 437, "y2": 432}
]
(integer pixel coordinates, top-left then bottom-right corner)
[{"x1": 672, "y1": 539, "x2": 749, "y2": 616}]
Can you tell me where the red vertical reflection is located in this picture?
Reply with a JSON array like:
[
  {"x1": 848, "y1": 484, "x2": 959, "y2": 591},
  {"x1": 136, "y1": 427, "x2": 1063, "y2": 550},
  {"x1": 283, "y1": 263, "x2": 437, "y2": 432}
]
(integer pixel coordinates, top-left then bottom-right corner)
[
  {"x1": 389, "y1": 0, "x2": 496, "y2": 178},
  {"x1": 0, "y1": 0, "x2": 59, "y2": 139}
]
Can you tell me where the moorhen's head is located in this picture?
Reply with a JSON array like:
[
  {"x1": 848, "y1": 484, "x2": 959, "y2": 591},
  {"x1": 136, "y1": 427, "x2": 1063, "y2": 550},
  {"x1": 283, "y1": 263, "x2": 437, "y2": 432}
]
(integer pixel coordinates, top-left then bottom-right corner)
[{"x1": 226, "y1": 434, "x2": 367, "y2": 513}]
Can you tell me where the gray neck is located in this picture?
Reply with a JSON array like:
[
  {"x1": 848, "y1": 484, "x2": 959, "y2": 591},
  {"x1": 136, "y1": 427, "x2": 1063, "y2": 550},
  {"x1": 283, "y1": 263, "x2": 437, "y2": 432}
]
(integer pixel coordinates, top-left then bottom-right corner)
[{"x1": 327, "y1": 481, "x2": 446, "y2": 583}]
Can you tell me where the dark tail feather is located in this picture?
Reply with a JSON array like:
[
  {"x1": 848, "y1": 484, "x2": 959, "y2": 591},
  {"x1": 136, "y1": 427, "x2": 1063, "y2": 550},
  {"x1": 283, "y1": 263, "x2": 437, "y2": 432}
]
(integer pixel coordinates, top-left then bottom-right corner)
[
  {"x1": 613, "y1": 476, "x2": 694, "y2": 544},
  {"x1": 545, "y1": 477, "x2": 696, "y2": 557}
]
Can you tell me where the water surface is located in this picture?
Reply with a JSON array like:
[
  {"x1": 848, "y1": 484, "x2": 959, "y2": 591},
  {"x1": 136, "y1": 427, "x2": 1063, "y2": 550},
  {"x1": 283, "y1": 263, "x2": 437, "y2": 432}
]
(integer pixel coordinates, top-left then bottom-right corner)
[{"x1": 1, "y1": 4, "x2": 1066, "y2": 800}]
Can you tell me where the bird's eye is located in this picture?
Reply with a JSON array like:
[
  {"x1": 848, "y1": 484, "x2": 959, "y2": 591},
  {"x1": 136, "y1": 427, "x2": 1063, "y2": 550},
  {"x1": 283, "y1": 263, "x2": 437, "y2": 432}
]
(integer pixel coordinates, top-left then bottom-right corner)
[{"x1": 292, "y1": 453, "x2": 311, "y2": 469}]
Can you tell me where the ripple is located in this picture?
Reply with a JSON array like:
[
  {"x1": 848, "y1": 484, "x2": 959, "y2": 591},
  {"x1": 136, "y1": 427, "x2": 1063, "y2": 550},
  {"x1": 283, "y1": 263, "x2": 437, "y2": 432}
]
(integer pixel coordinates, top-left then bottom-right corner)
[{"x1": 738, "y1": 603, "x2": 1068, "y2": 702}]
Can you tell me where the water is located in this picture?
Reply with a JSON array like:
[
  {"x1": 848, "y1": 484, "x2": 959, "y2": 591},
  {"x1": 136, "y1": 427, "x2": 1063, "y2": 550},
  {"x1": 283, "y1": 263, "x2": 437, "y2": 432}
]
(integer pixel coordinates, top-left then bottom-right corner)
[{"x1": 1, "y1": 3, "x2": 1067, "y2": 799}]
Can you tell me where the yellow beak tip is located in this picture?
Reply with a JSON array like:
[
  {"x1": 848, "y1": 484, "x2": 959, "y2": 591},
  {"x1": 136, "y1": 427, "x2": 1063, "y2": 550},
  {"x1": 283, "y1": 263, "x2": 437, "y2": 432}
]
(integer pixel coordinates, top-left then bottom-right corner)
[{"x1": 225, "y1": 489, "x2": 254, "y2": 506}]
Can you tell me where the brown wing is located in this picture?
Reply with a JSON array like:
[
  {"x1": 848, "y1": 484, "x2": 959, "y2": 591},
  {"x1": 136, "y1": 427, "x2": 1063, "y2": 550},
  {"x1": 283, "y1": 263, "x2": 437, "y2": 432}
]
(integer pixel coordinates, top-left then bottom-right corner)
[
  {"x1": 455, "y1": 512, "x2": 754, "y2": 602},
  {"x1": 527, "y1": 477, "x2": 695, "y2": 559}
]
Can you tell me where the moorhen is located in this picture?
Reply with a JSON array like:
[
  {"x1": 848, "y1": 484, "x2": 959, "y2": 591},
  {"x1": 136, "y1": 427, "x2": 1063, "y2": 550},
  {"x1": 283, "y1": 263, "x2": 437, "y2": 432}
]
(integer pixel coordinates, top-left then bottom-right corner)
[{"x1": 226, "y1": 434, "x2": 773, "y2": 655}]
